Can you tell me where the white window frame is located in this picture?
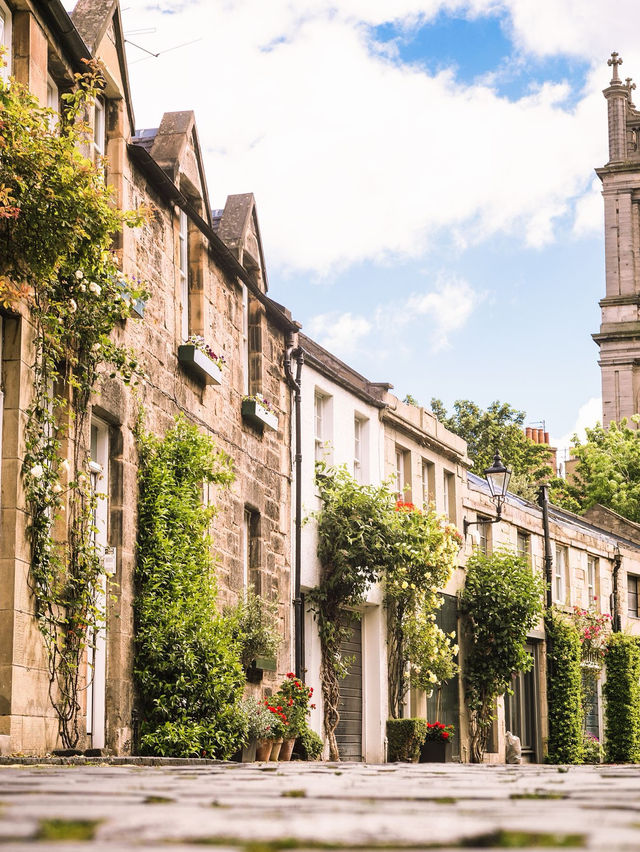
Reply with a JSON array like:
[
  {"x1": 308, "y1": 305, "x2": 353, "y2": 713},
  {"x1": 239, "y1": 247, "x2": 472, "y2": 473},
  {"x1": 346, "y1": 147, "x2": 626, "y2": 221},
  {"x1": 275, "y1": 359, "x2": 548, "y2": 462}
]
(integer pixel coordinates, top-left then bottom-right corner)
[
  {"x1": 314, "y1": 392, "x2": 325, "y2": 463},
  {"x1": 353, "y1": 416, "x2": 362, "y2": 483},
  {"x1": 421, "y1": 460, "x2": 435, "y2": 509},
  {"x1": 517, "y1": 530, "x2": 531, "y2": 566},
  {"x1": 179, "y1": 210, "x2": 189, "y2": 341},
  {"x1": 243, "y1": 509, "x2": 251, "y2": 595},
  {"x1": 86, "y1": 419, "x2": 109, "y2": 749},
  {"x1": 0, "y1": 0, "x2": 12, "y2": 82},
  {"x1": 443, "y1": 469, "x2": 455, "y2": 521},
  {"x1": 93, "y1": 96, "x2": 106, "y2": 158},
  {"x1": 46, "y1": 74, "x2": 58, "y2": 114},
  {"x1": 587, "y1": 555, "x2": 598, "y2": 607},
  {"x1": 555, "y1": 544, "x2": 568, "y2": 605},
  {"x1": 395, "y1": 449, "x2": 404, "y2": 499},
  {"x1": 242, "y1": 283, "x2": 249, "y2": 395}
]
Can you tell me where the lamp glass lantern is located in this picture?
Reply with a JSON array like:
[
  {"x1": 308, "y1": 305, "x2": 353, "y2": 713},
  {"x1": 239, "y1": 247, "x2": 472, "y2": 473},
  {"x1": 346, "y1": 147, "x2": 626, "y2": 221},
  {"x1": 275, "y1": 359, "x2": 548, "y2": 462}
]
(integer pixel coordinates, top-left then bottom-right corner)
[{"x1": 484, "y1": 451, "x2": 511, "y2": 510}]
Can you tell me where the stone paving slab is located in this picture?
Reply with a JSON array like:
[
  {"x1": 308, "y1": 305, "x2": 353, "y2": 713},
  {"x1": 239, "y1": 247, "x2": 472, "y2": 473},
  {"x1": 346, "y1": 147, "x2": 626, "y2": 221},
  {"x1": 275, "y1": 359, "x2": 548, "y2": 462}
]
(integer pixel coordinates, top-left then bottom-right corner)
[{"x1": 0, "y1": 762, "x2": 640, "y2": 850}]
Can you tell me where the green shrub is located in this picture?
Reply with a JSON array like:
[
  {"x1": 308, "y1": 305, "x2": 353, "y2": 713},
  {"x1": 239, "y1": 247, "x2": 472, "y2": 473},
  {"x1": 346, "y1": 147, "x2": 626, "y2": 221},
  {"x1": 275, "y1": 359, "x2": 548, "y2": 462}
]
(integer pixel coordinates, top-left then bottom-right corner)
[
  {"x1": 545, "y1": 610, "x2": 583, "y2": 764},
  {"x1": 135, "y1": 418, "x2": 246, "y2": 759},
  {"x1": 581, "y1": 733, "x2": 603, "y2": 764},
  {"x1": 297, "y1": 726, "x2": 324, "y2": 760},
  {"x1": 386, "y1": 718, "x2": 429, "y2": 762},
  {"x1": 225, "y1": 587, "x2": 280, "y2": 670},
  {"x1": 604, "y1": 633, "x2": 640, "y2": 763}
]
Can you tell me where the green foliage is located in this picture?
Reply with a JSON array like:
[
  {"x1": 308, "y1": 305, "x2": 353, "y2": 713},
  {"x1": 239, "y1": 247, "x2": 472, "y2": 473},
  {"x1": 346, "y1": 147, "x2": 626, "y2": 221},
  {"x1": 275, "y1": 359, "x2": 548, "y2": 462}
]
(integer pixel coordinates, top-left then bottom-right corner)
[
  {"x1": 297, "y1": 726, "x2": 324, "y2": 760},
  {"x1": 386, "y1": 718, "x2": 429, "y2": 762},
  {"x1": 135, "y1": 417, "x2": 246, "y2": 759},
  {"x1": 459, "y1": 548, "x2": 545, "y2": 763},
  {"x1": 385, "y1": 502, "x2": 461, "y2": 718},
  {"x1": 603, "y1": 633, "x2": 640, "y2": 763},
  {"x1": 274, "y1": 673, "x2": 315, "y2": 737},
  {"x1": 581, "y1": 733, "x2": 602, "y2": 764},
  {"x1": 544, "y1": 610, "x2": 583, "y2": 764},
  {"x1": 225, "y1": 587, "x2": 280, "y2": 670},
  {"x1": 430, "y1": 399, "x2": 552, "y2": 494},
  {"x1": 308, "y1": 465, "x2": 460, "y2": 758},
  {"x1": 552, "y1": 419, "x2": 640, "y2": 523},
  {"x1": 241, "y1": 697, "x2": 275, "y2": 741},
  {"x1": 0, "y1": 64, "x2": 147, "y2": 747}
]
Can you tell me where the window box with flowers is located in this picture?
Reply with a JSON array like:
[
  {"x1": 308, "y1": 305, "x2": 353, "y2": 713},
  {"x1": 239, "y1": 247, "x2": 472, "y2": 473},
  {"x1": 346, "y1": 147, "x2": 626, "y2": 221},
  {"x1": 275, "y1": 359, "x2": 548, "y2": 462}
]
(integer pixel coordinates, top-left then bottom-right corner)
[
  {"x1": 241, "y1": 393, "x2": 278, "y2": 432},
  {"x1": 178, "y1": 335, "x2": 225, "y2": 386},
  {"x1": 419, "y1": 722, "x2": 454, "y2": 763}
]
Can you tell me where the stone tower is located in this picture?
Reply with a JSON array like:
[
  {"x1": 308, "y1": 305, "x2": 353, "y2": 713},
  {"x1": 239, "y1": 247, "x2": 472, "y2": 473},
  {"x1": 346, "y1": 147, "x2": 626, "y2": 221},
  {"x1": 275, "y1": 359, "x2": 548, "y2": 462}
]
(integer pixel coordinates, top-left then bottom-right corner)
[{"x1": 594, "y1": 53, "x2": 640, "y2": 426}]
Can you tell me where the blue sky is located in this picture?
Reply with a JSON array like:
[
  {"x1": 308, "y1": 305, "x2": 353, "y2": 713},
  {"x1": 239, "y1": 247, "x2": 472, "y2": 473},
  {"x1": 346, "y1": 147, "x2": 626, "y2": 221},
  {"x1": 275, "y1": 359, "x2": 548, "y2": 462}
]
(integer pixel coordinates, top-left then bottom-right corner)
[{"x1": 67, "y1": 0, "x2": 640, "y2": 447}]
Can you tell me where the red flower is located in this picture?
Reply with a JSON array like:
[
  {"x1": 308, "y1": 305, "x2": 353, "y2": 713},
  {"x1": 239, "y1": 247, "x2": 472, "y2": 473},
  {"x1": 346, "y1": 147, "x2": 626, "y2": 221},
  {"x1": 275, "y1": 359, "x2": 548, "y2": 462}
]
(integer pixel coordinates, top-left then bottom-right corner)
[
  {"x1": 310, "y1": 704, "x2": 316, "y2": 710},
  {"x1": 287, "y1": 672, "x2": 295, "y2": 678},
  {"x1": 442, "y1": 732, "x2": 449, "y2": 740}
]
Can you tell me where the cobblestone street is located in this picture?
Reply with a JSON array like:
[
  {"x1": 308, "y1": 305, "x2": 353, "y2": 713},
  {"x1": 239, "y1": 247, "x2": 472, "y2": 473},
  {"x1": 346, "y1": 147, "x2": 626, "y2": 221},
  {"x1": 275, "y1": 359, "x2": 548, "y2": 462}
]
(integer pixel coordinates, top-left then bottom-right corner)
[{"x1": 1, "y1": 761, "x2": 640, "y2": 850}]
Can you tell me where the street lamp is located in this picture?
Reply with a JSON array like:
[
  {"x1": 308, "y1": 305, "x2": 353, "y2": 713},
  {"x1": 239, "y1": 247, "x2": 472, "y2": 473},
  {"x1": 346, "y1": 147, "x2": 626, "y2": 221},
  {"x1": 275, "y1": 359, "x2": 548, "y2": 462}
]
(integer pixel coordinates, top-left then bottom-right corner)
[{"x1": 463, "y1": 450, "x2": 512, "y2": 537}]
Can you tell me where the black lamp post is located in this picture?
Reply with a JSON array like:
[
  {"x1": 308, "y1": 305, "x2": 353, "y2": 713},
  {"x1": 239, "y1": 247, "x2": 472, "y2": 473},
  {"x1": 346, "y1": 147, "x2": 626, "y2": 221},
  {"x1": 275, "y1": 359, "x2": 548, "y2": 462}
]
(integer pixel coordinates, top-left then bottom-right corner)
[{"x1": 463, "y1": 450, "x2": 512, "y2": 536}]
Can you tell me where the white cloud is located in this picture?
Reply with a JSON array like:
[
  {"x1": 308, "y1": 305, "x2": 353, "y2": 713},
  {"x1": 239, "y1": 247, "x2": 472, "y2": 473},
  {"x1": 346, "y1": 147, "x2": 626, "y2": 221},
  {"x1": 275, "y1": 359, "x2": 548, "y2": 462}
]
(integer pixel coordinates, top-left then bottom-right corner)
[
  {"x1": 306, "y1": 311, "x2": 372, "y2": 355},
  {"x1": 64, "y1": 0, "x2": 638, "y2": 273},
  {"x1": 573, "y1": 178, "x2": 603, "y2": 238},
  {"x1": 307, "y1": 273, "x2": 483, "y2": 358},
  {"x1": 552, "y1": 396, "x2": 602, "y2": 453}
]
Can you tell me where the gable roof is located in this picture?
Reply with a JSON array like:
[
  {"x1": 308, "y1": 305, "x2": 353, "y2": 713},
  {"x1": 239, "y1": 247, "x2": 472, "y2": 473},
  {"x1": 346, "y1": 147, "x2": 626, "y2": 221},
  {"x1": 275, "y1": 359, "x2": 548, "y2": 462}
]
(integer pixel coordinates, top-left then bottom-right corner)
[{"x1": 216, "y1": 193, "x2": 269, "y2": 292}]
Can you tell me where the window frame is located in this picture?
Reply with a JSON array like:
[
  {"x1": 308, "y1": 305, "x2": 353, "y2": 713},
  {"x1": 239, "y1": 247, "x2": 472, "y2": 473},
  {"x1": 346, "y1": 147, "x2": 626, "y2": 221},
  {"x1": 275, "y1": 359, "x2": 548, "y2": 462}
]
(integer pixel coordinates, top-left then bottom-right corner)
[
  {"x1": 0, "y1": 0, "x2": 12, "y2": 82},
  {"x1": 517, "y1": 530, "x2": 531, "y2": 566},
  {"x1": 587, "y1": 555, "x2": 598, "y2": 608},
  {"x1": 179, "y1": 210, "x2": 189, "y2": 341},
  {"x1": 353, "y1": 415, "x2": 363, "y2": 483},
  {"x1": 443, "y1": 469, "x2": 456, "y2": 521},
  {"x1": 421, "y1": 459, "x2": 435, "y2": 509},
  {"x1": 628, "y1": 573, "x2": 639, "y2": 619},
  {"x1": 93, "y1": 96, "x2": 106, "y2": 158},
  {"x1": 241, "y1": 283, "x2": 249, "y2": 395},
  {"x1": 554, "y1": 544, "x2": 569, "y2": 605}
]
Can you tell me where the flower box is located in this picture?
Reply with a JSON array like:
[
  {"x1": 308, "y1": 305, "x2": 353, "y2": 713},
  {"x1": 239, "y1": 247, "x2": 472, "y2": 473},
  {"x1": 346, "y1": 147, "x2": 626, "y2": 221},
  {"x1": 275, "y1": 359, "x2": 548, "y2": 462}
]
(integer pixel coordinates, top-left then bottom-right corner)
[
  {"x1": 419, "y1": 739, "x2": 453, "y2": 763},
  {"x1": 178, "y1": 344, "x2": 222, "y2": 386},
  {"x1": 253, "y1": 655, "x2": 277, "y2": 672},
  {"x1": 241, "y1": 398, "x2": 278, "y2": 432}
]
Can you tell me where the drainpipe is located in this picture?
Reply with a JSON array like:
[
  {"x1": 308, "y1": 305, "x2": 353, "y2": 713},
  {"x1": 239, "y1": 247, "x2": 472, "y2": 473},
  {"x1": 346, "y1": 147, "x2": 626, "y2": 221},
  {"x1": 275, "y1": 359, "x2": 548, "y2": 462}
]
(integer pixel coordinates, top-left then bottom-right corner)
[
  {"x1": 284, "y1": 332, "x2": 304, "y2": 679},
  {"x1": 612, "y1": 543, "x2": 622, "y2": 633},
  {"x1": 538, "y1": 485, "x2": 554, "y2": 611}
]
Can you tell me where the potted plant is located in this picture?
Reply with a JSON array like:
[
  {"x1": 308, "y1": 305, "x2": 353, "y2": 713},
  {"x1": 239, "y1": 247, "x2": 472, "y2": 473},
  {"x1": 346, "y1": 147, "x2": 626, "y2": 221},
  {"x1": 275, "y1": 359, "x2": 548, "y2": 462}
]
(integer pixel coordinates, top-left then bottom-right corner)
[
  {"x1": 419, "y1": 721, "x2": 454, "y2": 763},
  {"x1": 273, "y1": 672, "x2": 316, "y2": 761},
  {"x1": 178, "y1": 334, "x2": 225, "y2": 385},
  {"x1": 241, "y1": 393, "x2": 278, "y2": 432},
  {"x1": 264, "y1": 700, "x2": 289, "y2": 760},
  {"x1": 239, "y1": 697, "x2": 274, "y2": 762}
]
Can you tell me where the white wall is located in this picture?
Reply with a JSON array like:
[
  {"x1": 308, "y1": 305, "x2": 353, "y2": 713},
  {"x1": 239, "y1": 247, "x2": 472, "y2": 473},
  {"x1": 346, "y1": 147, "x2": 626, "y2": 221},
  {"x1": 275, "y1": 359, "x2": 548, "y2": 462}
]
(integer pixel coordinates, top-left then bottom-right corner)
[{"x1": 299, "y1": 361, "x2": 387, "y2": 761}]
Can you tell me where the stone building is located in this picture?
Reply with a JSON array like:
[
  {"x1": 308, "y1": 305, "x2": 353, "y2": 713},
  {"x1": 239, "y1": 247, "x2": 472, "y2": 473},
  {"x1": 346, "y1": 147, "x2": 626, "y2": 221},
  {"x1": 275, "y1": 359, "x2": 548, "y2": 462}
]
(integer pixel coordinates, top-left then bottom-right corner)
[
  {"x1": 1, "y1": 0, "x2": 298, "y2": 755},
  {"x1": 594, "y1": 52, "x2": 640, "y2": 425}
]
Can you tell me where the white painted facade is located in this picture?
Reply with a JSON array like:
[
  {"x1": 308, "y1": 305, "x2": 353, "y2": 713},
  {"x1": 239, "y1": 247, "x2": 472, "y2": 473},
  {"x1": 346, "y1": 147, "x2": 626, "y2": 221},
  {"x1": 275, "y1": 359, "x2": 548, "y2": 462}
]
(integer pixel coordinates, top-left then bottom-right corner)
[{"x1": 299, "y1": 336, "x2": 388, "y2": 762}]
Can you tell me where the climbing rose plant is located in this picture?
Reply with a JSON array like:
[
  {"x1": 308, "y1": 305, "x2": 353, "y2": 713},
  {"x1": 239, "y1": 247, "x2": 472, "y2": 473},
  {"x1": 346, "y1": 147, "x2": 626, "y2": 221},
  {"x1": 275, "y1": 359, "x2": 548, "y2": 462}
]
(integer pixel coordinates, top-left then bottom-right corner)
[
  {"x1": 308, "y1": 465, "x2": 461, "y2": 760},
  {"x1": 0, "y1": 61, "x2": 147, "y2": 747}
]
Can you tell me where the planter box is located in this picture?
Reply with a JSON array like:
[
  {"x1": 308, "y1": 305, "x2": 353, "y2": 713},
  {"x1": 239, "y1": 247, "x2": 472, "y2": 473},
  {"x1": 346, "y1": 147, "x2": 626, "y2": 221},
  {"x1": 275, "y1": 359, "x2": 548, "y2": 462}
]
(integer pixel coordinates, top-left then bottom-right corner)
[
  {"x1": 178, "y1": 344, "x2": 222, "y2": 386},
  {"x1": 241, "y1": 398, "x2": 278, "y2": 432},
  {"x1": 253, "y1": 655, "x2": 277, "y2": 672},
  {"x1": 419, "y1": 739, "x2": 453, "y2": 763}
]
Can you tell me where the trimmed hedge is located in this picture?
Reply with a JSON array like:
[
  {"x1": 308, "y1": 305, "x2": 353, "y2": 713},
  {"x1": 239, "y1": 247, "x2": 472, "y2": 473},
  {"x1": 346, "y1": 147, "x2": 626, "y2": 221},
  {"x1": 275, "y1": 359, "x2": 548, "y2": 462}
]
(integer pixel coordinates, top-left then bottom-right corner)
[
  {"x1": 386, "y1": 718, "x2": 428, "y2": 762},
  {"x1": 604, "y1": 633, "x2": 640, "y2": 763},
  {"x1": 545, "y1": 611, "x2": 583, "y2": 764}
]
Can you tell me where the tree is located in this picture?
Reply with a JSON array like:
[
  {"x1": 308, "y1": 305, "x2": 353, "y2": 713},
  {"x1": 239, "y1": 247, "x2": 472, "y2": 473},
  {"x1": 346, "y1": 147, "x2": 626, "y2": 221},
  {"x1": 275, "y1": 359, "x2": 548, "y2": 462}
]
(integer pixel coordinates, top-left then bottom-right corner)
[
  {"x1": 552, "y1": 418, "x2": 640, "y2": 523},
  {"x1": 430, "y1": 399, "x2": 552, "y2": 497},
  {"x1": 459, "y1": 548, "x2": 545, "y2": 763}
]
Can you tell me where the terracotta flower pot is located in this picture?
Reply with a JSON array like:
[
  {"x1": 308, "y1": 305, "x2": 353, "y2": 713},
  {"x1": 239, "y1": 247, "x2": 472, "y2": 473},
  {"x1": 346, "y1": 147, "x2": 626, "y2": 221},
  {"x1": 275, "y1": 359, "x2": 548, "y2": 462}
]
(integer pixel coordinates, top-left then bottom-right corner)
[
  {"x1": 256, "y1": 738, "x2": 273, "y2": 761},
  {"x1": 269, "y1": 737, "x2": 284, "y2": 761},
  {"x1": 279, "y1": 737, "x2": 296, "y2": 762}
]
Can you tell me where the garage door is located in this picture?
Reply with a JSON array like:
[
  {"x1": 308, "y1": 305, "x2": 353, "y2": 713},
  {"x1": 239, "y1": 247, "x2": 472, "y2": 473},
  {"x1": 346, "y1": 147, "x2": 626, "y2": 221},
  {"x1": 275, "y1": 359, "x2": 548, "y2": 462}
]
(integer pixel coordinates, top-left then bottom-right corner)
[{"x1": 336, "y1": 616, "x2": 363, "y2": 761}]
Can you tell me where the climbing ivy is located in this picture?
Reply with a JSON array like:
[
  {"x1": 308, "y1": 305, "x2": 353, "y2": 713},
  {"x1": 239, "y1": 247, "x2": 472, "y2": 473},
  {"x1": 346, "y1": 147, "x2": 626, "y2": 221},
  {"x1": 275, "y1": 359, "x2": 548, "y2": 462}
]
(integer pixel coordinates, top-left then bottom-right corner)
[
  {"x1": 459, "y1": 548, "x2": 544, "y2": 763},
  {"x1": 545, "y1": 609, "x2": 583, "y2": 764},
  {"x1": 135, "y1": 417, "x2": 247, "y2": 759},
  {"x1": 0, "y1": 62, "x2": 146, "y2": 746},
  {"x1": 603, "y1": 633, "x2": 640, "y2": 763}
]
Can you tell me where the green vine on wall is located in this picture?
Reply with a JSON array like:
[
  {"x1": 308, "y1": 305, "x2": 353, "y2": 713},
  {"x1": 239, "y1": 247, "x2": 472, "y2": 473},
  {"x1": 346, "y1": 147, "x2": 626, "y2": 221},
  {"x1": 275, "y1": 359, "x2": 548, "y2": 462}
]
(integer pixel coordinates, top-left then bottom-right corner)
[
  {"x1": 308, "y1": 466, "x2": 461, "y2": 759},
  {"x1": 603, "y1": 633, "x2": 640, "y2": 763},
  {"x1": 0, "y1": 62, "x2": 147, "y2": 747},
  {"x1": 544, "y1": 608, "x2": 583, "y2": 764}
]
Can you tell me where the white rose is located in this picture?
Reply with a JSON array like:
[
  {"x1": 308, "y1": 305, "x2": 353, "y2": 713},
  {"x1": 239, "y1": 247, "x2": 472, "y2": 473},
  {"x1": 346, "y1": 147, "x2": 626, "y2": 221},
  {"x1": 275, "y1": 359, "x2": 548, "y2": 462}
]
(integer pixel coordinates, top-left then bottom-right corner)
[
  {"x1": 75, "y1": 270, "x2": 84, "y2": 280},
  {"x1": 88, "y1": 282, "x2": 102, "y2": 296},
  {"x1": 30, "y1": 463, "x2": 44, "y2": 479},
  {"x1": 59, "y1": 459, "x2": 70, "y2": 476},
  {"x1": 428, "y1": 672, "x2": 438, "y2": 683},
  {"x1": 79, "y1": 284, "x2": 86, "y2": 293},
  {"x1": 452, "y1": 644, "x2": 459, "y2": 656},
  {"x1": 68, "y1": 299, "x2": 77, "y2": 313}
]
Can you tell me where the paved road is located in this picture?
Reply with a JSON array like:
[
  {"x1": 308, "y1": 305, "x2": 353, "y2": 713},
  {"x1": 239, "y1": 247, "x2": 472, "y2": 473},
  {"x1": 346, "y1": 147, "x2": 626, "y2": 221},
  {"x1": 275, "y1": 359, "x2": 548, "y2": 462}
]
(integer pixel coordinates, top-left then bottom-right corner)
[{"x1": 1, "y1": 760, "x2": 640, "y2": 850}]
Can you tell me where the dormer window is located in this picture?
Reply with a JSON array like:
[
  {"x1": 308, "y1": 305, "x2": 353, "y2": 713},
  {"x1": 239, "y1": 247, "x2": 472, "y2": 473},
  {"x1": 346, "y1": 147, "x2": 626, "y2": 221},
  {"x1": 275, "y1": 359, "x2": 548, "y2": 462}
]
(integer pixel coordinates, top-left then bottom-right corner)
[
  {"x1": 0, "y1": 0, "x2": 12, "y2": 82},
  {"x1": 93, "y1": 97, "x2": 106, "y2": 158}
]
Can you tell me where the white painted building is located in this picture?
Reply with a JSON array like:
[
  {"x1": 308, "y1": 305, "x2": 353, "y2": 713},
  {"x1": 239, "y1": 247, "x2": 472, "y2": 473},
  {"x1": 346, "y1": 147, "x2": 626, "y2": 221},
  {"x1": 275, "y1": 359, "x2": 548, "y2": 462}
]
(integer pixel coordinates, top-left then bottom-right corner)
[{"x1": 298, "y1": 333, "x2": 389, "y2": 762}]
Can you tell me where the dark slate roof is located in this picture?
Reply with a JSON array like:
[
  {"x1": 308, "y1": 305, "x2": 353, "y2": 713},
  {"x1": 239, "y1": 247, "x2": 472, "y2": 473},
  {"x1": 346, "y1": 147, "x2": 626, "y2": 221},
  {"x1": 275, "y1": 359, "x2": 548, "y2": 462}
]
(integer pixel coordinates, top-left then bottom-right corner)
[
  {"x1": 211, "y1": 209, "x2": 224, "y2": 233},
  {"x1": 131, "y1": 128, "x2": 159, "y2": 153}
]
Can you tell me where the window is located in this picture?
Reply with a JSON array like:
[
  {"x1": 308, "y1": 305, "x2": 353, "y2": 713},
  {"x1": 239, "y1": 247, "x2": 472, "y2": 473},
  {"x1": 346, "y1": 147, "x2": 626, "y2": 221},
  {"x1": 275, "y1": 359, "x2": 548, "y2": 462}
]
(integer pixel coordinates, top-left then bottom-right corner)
[
  {"x1": 517, "y1": 530, "x2": 530, "y2": 566},
  {"x1": 241, "y1": 283, "x2": 249, "y2": 395},
  {"x1": 353, "y1": 416, "x2": 368, "y2": 483},
  {"x1": 314, "y1": 392, "x2": 332, "y2": 463},
  {"x1": 478, "y1": 516, "x2": 491, "y2": 555},
  {"x1": 395, "y1": 447, "x2": 411, "y2": 501},
  {"x1": 421, "y1": 460, "x2": 435, "y2": 509},
  {"x1": 47, "y1": 75, "x2": 58, "y2": 114},
  {"x1": 587, "y1": 555, "x2": 598, "y2": 607},
  {"x1": 93, "y1": 97, "x2": 106, "y2": 158},
  {"x1": 243, "y1": 508, "x2": 260, "y2": 594},
  {"x1": 0, "y1": 0, "x2": 12, "y2": 81},
  {"x1": 555, "y1": 545, "x2": 569, "y2": 605},
  {"x1": 628, "y1": 574, "x2": 639, "y2": 618},
  {"x1": 179, "y1": 210, "x2": 189, "y2": 341},
  {"x1": 443, "y1": 470, "x2": 455, "y2": 521}
]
